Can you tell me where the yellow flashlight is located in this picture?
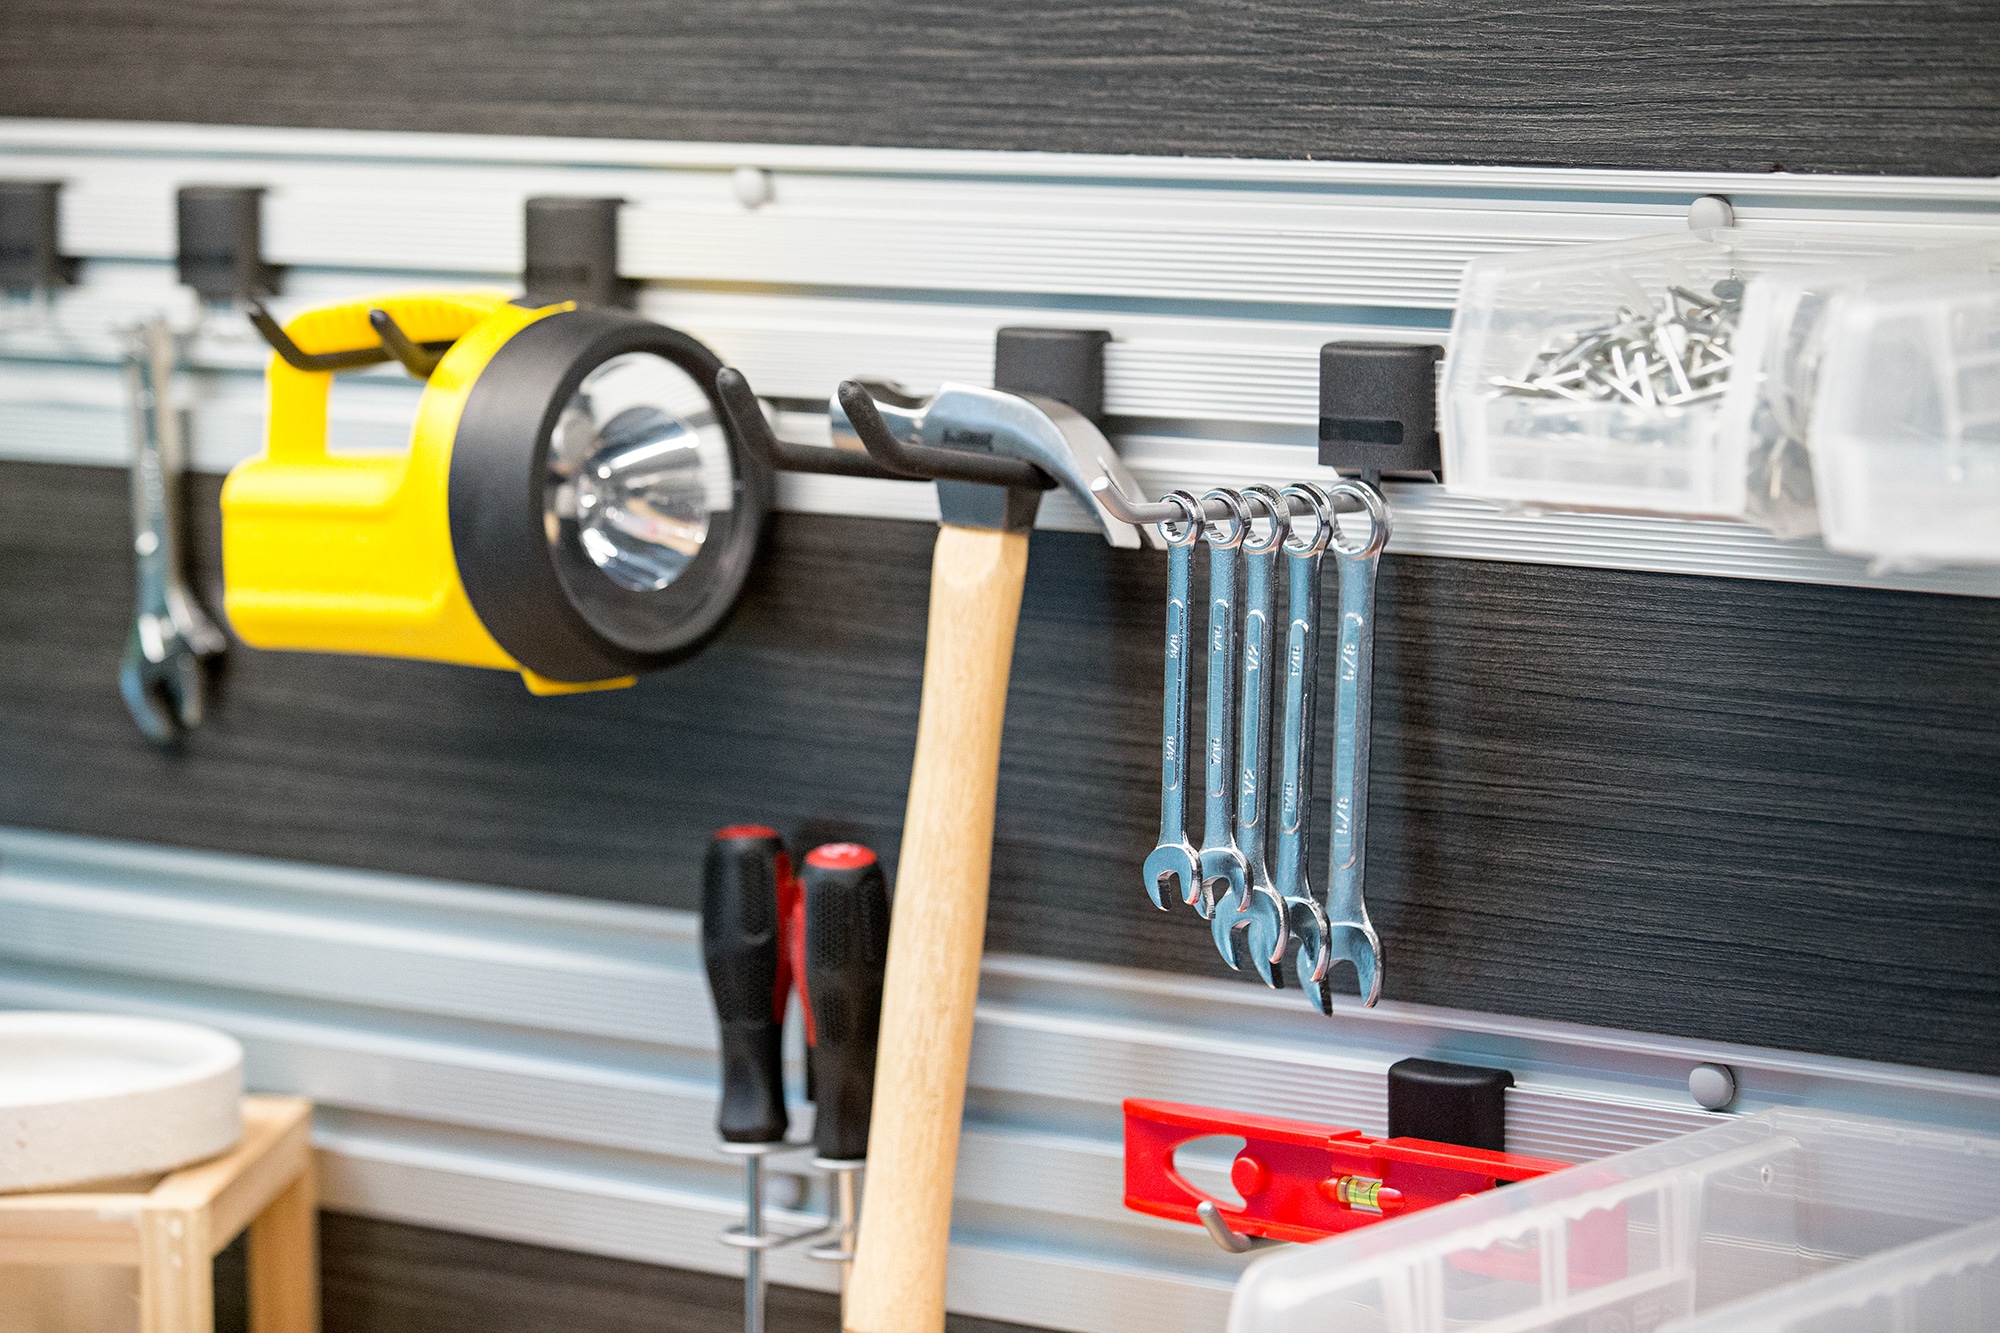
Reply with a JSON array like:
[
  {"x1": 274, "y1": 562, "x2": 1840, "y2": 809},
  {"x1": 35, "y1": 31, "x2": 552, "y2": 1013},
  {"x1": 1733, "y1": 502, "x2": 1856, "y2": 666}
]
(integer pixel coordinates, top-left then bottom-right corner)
[{"x1": 221, "y1": 291, "x2": 769, "y2": 694}]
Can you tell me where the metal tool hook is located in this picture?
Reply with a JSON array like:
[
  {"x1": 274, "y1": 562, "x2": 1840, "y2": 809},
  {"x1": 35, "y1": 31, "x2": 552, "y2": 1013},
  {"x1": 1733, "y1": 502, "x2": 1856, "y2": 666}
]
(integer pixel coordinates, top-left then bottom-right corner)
[
  {"x1": 1195, "y1": 1201, "x2": 1283, "y2": 1254},
  {"x1": 714, "y1": 367, "x2": 916, "y2": 480},
  {"x1": 1093, "y1": 472, "x2": 1362, "y2": 531}
]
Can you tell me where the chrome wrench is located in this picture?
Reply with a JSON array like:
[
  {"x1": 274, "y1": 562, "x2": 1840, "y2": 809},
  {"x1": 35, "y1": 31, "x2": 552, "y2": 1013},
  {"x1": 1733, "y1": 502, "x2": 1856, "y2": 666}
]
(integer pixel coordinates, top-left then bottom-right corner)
[
  {"x1": 1271, "y1": 483, "x2": 1337, "y2": 1012},
  {"x1": 1193, "y1": 489, "x2": 1251, "y2": 921},
  {"x1": 1322, "y1": 479, "x2": 1391, "y2": 1006},
  {"x1": 1142, "y1": 491, "x2": 1205, "y2": 910},
  {"x1": 1209, "y1": 486, "x2": 1289, "y2": 984},
  {"x1": 118, "y1": 317, "x2": 226, "y2": 744}
]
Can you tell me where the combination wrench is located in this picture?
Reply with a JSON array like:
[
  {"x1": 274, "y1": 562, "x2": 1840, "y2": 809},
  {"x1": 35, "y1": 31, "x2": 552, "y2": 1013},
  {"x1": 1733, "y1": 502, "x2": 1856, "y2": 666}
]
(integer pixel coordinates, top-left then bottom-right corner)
[
  {"x1": 1193, "y1": 489, "x2": 1251, "y2": 921},
  {"x1": 1270, "y1": 483, "x2": 1337, "y2": 1011},
  {"x1": 1142, "y1": 491, "x2": 1205, "y2": 910},
  {"x1": 118, "y1": 317, "x2": 226, "y2": 744},
  {"x1": 1209, "y1": 486, "x2": 1289, "y2": 985},
  {"x1": 1321, "y1": 479, "x2": 1392, "y2": 1006}
]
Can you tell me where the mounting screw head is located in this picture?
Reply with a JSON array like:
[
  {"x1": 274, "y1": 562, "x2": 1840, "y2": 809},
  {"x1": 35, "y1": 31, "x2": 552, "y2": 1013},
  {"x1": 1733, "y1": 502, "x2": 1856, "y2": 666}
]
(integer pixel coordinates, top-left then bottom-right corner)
[
  {"x1": 1688, "y1": 195, "x2": 1736, "y2": 231},
  {"x1": 733, "y1": 167, "x2": 775, "y2": 210},
  {"x1": 1689, "y1": 1062, "x2": 1738, "y2": 1110}
]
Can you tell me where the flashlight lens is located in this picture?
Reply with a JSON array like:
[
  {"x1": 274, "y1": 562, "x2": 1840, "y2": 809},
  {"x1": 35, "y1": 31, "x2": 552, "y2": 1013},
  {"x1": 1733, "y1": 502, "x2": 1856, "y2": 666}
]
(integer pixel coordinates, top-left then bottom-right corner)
[{"x1": 545, "y1": 351, "x2": 735, "y2": 593}]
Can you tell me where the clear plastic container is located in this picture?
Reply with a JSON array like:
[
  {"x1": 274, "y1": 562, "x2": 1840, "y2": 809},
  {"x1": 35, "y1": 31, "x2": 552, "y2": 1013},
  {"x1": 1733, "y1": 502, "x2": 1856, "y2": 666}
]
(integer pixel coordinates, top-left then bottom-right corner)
[
  {"x1": 1663, "y1": 1214, "x2": 2000, "y2": 1332},
  {"x1": 1804, "y1": 243, "x2": 2000, "y2": 569},
  {"x1": 1442, "y1": 229, "x2": 1958, "y2": 530},
  {"x1": 1227, "y1": 1108, "x2": 2000, "y2": 1333}
]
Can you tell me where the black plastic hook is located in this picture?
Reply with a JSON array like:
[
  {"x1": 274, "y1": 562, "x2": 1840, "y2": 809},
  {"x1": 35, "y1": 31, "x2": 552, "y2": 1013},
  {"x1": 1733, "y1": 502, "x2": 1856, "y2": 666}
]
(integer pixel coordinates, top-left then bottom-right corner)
[
  {"x1": 245, "y1": 301, "x2": 457, "y2": 378},
  {"x1": 714, "y1": 367, "x2": 916, "y2": 481},
  {"x1": 368, "y1": 308, "x2": 448, "y2": 378},
  {"x1": 834, "y1": 381, "x2": 1053, "y2": 491},
  {"x1": 246, "y1": 303, "x2": 390, "y2": 372}
]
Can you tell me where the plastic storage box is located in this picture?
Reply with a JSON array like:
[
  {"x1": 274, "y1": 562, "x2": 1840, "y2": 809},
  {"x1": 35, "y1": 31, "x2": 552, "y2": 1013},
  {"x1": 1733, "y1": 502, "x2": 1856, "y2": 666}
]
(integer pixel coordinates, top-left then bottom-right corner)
[
  {"x1": 1804, "y1": 244, "x2": 2000, "y2": 568},
  {"x1": 1227, "y1": 1108, "x2": 2000, "y2": 1333},
  {"x1": 1441, "y1": 229, "x2": 1959, "y2": 528},
  {"x1": 1664, "y1": 1213, "x2": 2000, "y2": 1332}
]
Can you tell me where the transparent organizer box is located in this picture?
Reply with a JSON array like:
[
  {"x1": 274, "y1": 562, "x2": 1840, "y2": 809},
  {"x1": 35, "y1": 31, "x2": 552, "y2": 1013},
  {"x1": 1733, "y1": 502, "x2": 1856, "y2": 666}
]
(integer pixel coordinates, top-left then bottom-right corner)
[
  {"x1": 1664, "y1": 1213, "x2": 2000, "y2": 1332},
  {"x1": 1804, "y1": 243, "x2": 2000, "y2": 569},
  {"x1": 1441, "y1": 229, "x2": 1964, "y2": 531},
  {"x1": 1227, "y1": 1109, "x2": 2000, "y2": 1333}
]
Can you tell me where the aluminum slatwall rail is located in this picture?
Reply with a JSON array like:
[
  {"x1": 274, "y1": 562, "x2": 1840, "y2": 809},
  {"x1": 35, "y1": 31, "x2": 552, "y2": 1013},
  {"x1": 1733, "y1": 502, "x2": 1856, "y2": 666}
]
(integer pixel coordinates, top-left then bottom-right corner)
[
  {"x1": 1, "y1": 827, "x2": 1995, "y2": 1333},
  {"x1": 2, "y1": 119, "x2": 1999, "y2": 596}
]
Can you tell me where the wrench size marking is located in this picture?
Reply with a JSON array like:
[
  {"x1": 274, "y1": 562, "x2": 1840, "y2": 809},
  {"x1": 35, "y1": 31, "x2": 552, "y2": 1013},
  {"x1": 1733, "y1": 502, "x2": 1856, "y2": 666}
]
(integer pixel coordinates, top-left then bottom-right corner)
[
  {"x1": 1208, "y1": 486, "x2": 1288, "y2": 984},
  {"x1": 1141, "y1": 493, "x2": 1204, "y2": 911}
]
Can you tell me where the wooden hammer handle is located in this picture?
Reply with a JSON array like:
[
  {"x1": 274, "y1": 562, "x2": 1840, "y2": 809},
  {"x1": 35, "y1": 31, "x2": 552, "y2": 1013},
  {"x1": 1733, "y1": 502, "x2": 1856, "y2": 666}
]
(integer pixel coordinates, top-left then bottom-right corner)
[{"x1": 844, "y1": 524, "x2": 1030, "y2": 1333}]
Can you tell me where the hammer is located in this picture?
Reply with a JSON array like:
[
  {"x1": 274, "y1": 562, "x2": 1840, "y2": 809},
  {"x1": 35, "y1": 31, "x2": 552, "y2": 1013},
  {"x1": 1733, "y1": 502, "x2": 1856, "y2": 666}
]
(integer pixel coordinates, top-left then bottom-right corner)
[{"x1": 715, "y1": 335, "x2": 1155, "y2": 1333}]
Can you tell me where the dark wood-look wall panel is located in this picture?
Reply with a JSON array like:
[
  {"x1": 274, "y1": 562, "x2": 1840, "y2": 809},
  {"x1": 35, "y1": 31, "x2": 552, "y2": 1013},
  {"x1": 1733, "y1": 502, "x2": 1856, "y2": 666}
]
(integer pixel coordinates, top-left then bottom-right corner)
[
  {"x1": 316, "y1": 1212, "x2": 1039, "y2": 1333},
  {"x1": 2, "y1": 1, "x2": 1998, "y2": 175},
  {"x1": 1, "y1": 460, "x2": 1996, "y2": 1076}
]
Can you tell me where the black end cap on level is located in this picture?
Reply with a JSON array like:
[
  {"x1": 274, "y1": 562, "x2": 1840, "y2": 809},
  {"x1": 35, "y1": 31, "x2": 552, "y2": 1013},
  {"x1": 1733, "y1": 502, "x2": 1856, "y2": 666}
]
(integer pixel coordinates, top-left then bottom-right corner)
[
  {"x1": 995, "y1": 326, "x2": 1110, "y2": 423},
  {"x1": 1320, "y1": 341, "x2": 1444, "y2": 481},
  {"x1": 1388, "y1": 1057, "x2": 1513, "y2": 1152},
  {"x1": 176, "y1": 186, "x2": 281, "y2": 305},
  {"x1": 0, "y1": 181, "x2": 80, "y2": 295},
  {"x1": 524, "y1": 197, "x2": 636, "y2": 309}
]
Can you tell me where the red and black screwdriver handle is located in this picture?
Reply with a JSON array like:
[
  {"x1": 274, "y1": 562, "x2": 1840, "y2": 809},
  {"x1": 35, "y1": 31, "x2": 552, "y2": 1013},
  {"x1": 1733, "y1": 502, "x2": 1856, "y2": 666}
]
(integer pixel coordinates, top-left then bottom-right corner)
[
  {"x1": 701, "y1": 826, "x2": 798, "y2": 1145},
  {"x1": 800, "y1": 843, "x2": 891, "y2": 1164}
]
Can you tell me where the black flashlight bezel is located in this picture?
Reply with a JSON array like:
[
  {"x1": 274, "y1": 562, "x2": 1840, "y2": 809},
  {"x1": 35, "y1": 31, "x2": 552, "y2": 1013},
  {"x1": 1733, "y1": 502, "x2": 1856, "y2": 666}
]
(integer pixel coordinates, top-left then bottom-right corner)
[{"x1": 448, "y1": 307, "x2": 772, "y2": 682}]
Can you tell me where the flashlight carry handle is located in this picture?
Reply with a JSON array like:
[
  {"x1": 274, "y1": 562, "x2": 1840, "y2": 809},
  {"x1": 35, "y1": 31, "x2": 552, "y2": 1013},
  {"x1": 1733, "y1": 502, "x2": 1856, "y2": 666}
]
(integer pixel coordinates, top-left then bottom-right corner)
[
  {"x1": 802, "y1": 843, "x2": 890, "y2": 1162},
  {"x1": 702, "y1": 825, "x2": 795, "y2": 1145}
]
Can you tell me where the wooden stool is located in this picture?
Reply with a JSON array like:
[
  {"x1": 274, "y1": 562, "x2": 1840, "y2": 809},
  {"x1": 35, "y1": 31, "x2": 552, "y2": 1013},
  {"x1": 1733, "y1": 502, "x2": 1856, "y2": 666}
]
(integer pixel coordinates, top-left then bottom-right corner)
[{"x1": 0, "y1": 1095, "x2": 318, "y2": 1333}]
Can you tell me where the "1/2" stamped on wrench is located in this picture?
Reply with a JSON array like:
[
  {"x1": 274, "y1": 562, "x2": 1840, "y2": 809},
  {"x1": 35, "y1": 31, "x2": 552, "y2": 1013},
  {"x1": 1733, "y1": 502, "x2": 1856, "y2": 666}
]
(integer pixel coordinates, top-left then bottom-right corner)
[
  {"x1": 1142, "y1": 491, "x2": 1205, "y2": 910},
  {"x1": 1209, "y1": 486, "x2": 1289, "y2": 984}
]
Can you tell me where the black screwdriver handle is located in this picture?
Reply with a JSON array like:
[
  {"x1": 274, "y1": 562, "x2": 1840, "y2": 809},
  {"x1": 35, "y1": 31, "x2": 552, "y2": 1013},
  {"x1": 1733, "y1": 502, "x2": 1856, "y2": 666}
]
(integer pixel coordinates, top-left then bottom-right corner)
[
  {"x1": 802, "y1": 843, "x2": 891, "y2": 1163},
  {"x1": 701, "y1": 825, "x2": 794, "y2": 1144}
]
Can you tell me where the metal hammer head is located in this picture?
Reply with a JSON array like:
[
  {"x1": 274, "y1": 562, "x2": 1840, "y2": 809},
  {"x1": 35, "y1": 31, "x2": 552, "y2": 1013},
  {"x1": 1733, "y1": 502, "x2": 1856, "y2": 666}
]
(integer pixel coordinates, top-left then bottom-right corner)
[{"x1": 831, "y1": 381, "x2": 1161, "y2": 548}]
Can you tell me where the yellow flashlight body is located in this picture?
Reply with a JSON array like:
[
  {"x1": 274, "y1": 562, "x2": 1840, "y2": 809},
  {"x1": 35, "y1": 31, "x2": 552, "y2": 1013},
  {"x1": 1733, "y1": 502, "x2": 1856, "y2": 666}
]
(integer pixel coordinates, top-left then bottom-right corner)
[{"x1": 219, "y1": 293, "x2": 628, "y2": 695}]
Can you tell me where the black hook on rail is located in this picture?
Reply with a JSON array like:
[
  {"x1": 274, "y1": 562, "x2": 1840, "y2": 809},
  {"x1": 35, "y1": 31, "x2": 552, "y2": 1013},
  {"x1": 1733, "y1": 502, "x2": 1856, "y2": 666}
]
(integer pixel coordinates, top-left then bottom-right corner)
[
  {"x1": 246, "y1": 302, "x2": 456, "y2": 380},
  {"x1": 714, "y1": 367, "x2": 1057, "y2": 491}
]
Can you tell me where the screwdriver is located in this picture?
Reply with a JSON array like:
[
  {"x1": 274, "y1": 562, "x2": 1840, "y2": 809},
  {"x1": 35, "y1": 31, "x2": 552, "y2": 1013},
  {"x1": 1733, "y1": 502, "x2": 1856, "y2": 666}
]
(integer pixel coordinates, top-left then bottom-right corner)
[
  {"x1": 701, "y1": 825, "x2": 797, "y2": 1333},
  {"x1": 798, "y1": 842, "x2": 891, "y2": 1299}
]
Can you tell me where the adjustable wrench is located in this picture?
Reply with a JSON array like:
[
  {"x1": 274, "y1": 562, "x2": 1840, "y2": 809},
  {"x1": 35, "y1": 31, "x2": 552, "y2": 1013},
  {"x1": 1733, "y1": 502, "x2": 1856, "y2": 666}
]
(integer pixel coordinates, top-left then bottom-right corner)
[
  {"x1": 1270, "y1": 483, "x2": 1338, "y2": 1012},
  {"x1": 1142, "y1": 492, "x2": 1204, "y2": 910},
  {"x1": 1194, "y1": 489, "x2": 1251, "y2": 921},
  {"x1": 1321, "y1": 480, "x2": 1392, "y2": 1006},
  {"x1": 1209, "y1": 486, "x2": 1289, "y2": 985},
  {"x1": 119, "y1": 317, "x2": 226, "y2": 743}
]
